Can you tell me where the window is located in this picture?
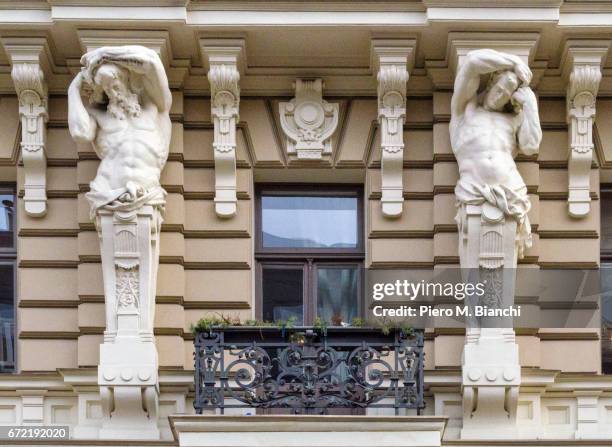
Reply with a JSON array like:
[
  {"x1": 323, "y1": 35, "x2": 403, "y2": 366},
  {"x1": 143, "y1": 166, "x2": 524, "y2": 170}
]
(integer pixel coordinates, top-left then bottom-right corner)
[
  {"x1": 602, "y1": 187, "x2": 612, "y2": 374},
  {"x1": 256, "y1": 185, "x2": 364, "y2": 325},
  {"x1": 0, "y1": 187, "x2": 16, "y2": 373}
]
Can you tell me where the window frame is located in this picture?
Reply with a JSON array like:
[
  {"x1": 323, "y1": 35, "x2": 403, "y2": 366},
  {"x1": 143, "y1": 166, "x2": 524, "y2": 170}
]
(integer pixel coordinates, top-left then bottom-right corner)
[
  {"x1": 255, "y1": 184, "x2": 365, "y2": 257},
  {"x1": 0, "y1": 183, "x2": 17, "y2": 255},
  {"x1": 0, "y1": 184, "x2": 17, "y2": 374},
  {"x1": 255, "y1": 184, "x2": 365, "y2": 325}
]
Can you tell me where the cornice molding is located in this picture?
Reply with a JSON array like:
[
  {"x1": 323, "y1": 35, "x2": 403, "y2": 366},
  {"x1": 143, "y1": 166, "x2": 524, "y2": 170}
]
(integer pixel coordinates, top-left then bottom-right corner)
[
  {"x1": 77, "y1": 29, "x2": 173, "y2": 69},
  {"x1": 426, "y1": 32, "x2": 543, "y2": 90}
]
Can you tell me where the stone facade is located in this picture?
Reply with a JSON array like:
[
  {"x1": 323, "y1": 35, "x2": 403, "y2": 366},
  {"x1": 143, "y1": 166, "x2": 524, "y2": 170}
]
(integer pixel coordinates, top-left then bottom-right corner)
[{"x1": 0, "y1": 1, "x2": 611, "y2": 445}]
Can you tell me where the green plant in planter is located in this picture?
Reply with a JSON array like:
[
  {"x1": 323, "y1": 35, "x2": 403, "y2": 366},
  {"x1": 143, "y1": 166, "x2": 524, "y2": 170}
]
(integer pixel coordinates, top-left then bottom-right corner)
[
  {"x1": 350, "y1": 317, "x2": 366, "y2": 327},
  {"x1": 313, "y1": 316, "x2": 329, "y2": 334},
  {"x1": 191, "y1": 314, "x2": 230, "y2": 333},
  {"x1": 349, "y1": 317, "x2": 414, "y2": 336}
]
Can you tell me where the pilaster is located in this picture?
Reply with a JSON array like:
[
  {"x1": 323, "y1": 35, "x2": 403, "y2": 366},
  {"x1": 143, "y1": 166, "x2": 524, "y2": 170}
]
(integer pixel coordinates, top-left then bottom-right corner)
[
  {"x1": 371, "y1": 39, "x2": 416, "y2": 218},
  {"x1": 2, "y1": 37, "x2": 51, "y2": 217},
  {"x1": 561, "y1": 40, "x2": 610, "y2": 218},
  {"x1": 200, "y1": 38, "x2": 244, "y2": 218},
  {"x1": 18, "y1": 390, "x2": 46, "y2": 425},
  {"x1": 574, "y1": 390, "x2": 602, "y2": 439},
  {"x1": 96, "y1": 205, "x2": 162, "y2": 440}
]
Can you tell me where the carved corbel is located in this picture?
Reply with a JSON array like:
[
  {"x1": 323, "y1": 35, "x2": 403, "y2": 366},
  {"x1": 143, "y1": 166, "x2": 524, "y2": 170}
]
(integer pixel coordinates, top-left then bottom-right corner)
[
  {"x1": 562, "y1": 42, "x2": 610, "y2": 218},
  {"x1": 372, "y1": 40, "x2": 415, "y2": 218},
  {"x1": 201, "y1": 39, "x2": 245, "y2": 218},
  {"x1": 280, "y1": 79, "x2": 339, "y2": 161},
  {"x1": 2, "y1": 38, "x2": 50, "y2": 217}
]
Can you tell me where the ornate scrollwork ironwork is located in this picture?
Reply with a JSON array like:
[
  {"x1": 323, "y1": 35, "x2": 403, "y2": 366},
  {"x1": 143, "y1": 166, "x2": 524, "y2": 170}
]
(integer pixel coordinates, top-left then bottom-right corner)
[{"x1": 194, "y1": 327, "x2": 424, "y2": 415}]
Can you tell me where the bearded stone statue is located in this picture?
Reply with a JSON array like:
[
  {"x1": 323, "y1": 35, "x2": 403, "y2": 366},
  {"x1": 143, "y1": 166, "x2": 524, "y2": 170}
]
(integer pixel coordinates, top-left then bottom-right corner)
[
  {"x1": 68, "y1": 45, "x2": 172, "y2": 218},
  {"x1": 67, "y1": 46, "x2": 172, "y2": 439}
]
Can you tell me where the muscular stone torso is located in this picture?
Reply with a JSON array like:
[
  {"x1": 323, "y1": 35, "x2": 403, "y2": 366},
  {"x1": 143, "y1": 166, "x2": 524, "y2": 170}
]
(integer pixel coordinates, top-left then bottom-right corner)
[
  {"x1": 89, "y1": 102, "x2": 169, "y2": 193},
  {"x1": 451, "y1": 101, "x2": 525, "y2": 191}
]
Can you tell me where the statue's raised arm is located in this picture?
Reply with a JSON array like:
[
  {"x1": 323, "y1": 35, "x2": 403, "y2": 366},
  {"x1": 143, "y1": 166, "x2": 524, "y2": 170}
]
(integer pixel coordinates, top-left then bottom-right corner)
[
  {"x1": 451, "y1": 49, "x2": 531, "y2": 119},
  {"x1": 80, "y1": 45, "x2": 172, "y2": 115}
]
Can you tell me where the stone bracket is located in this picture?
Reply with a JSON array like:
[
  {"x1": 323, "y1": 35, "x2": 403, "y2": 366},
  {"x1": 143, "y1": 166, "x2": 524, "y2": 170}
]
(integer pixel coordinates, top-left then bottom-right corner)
[
  {"x1": 561, "y1": 40, "x2": 610, "y2": 218},
  {"x1": 200, "y1": 38, "x2": 245, "y2": 218},
  {"x1": 2, "y1": 37, "x2": 51, "y2": 217},
  {"x1": 371, "y1": 39, "x2": 416, "y2": 218},
  {"x1": 280, "y1": 78, "x2": 339, "y2": 161}
]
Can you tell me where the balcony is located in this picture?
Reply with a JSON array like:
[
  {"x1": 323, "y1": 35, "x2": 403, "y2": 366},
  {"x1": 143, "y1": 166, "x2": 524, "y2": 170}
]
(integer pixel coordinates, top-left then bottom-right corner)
[{"x1": 193, "y1": 325, "x2": 425, "y2": 416}]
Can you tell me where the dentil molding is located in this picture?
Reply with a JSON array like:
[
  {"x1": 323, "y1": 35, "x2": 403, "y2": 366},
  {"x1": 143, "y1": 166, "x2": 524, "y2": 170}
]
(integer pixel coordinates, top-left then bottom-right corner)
[
  {"x1": 371, "y1": 39, "x2": 416, "y2": 218},
  {"x1": 561, "y1": 40, "x2": 611, "y2": 218},
  {"x1": 2, "y1": 37, "x2": 52, "y2": 217},
  {"x1": 200, "y1": 38, "x2": 245, "y2": 218},
  {"x1": 280, "y1": 78, "x2": 339, "y2": 161}
]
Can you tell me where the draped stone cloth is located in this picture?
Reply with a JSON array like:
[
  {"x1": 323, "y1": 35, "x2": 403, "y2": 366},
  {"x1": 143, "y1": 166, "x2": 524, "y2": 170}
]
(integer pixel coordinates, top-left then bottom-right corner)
[
  {"x1": 86, "y1": 185, "x2": 166, "y2": 220},
  {"x1": 455, "y1": 180, "x2": 532, "y2": 259}
]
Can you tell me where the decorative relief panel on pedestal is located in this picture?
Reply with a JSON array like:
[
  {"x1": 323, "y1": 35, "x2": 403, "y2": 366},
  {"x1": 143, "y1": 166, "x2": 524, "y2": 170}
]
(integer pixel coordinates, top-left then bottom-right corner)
[
  {"x1": 280, "y1": 79, "x2": 339, "y2": 161},
  {"x1": 371, "y1": 39, "x2": 415, "y2": 218},
  {"x1": 2, "y1": 37, "x2": 50, "y2": 217},
  {"x1": 562, "y1": 41, "x2": 610, "y2": 218}
]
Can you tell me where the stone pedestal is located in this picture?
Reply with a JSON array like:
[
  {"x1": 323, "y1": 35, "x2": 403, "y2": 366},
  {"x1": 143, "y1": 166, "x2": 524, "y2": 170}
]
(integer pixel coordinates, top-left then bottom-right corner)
[
  {"x1": 458, "y1": 202, "x2": 522, "y2": 440},
  {"x1": 95, "y1": 205, "x2": 162, "y2": 440}
]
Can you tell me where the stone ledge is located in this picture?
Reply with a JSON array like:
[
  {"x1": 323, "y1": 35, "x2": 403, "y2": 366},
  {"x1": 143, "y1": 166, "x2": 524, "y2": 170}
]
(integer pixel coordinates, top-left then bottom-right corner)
[{"x1": 169, "y1": 415, "x2": 447, "y2": 447}]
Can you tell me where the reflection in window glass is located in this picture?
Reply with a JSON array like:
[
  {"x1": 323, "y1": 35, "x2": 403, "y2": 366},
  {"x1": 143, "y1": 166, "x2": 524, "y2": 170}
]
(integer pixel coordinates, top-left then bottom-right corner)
[
  {"x1": 262, "y1": 267, "x2": 304, "y2": 324},
  {"x1": 602, "y1": 265, "x2": 612, "y2": 373},
  {"x1": 0, "y1": 194, "x2": 14, "y2": 249},
  {"x1": 317, "y1": 267, "x2": 358, "y2": 325},
  {"x1": 0, "y1": 264, "x2": 14, "y2": 372},
  {"x1": 262, "y1": 196, "x2": 358, "y2": 248}
]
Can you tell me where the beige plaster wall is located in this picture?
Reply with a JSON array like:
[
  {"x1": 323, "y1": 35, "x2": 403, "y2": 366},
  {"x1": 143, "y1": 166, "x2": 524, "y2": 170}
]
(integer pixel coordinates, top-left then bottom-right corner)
[{"x1": 0, "y1": 90, "x2": 602, "y2": 374}]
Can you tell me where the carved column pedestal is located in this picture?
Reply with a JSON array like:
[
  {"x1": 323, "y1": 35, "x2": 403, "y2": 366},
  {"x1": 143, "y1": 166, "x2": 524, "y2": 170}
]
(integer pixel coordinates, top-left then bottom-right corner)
[
  {"x1": 461, "y1": 329, "x2": 520, "y2": 439},
  {"x1": 458, "y1": 203, "x2": 521, "y2": 440},
  {"x1": 96, "y1": 205, "x2": 162, "y2": 440}
]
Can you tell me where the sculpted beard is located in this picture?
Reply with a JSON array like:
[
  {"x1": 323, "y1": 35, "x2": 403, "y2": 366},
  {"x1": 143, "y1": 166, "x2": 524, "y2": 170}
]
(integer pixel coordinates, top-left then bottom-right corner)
[
  {"x1": 88, "y1": 65, "x2": 142, "y2": 120},
  {"x1": 106, "y1": 87, "x2": 141, "y2": 120}
]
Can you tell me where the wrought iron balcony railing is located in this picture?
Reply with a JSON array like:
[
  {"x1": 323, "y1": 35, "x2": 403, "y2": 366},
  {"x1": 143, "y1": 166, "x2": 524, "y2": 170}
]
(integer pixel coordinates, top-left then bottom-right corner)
[{"x1": 193, "y1": 326, "x2": 424, "y2": 415}]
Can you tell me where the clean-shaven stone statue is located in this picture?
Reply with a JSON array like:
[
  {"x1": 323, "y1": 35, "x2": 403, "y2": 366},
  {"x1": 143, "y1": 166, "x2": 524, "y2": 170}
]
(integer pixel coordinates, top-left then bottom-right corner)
[
  {"x1": 451, "y1": 48, "x2": 541, "y2": 266},
  {"x1": 450, "y1": 49, "x2": 542, "y2": 439},
  {"x1": 68, "y1": 45, "x2": 171, "y2": 440}
]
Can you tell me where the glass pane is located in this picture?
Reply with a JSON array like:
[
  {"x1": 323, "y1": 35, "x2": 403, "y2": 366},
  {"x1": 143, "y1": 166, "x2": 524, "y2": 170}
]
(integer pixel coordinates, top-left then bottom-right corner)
[
  {"x1": 603, "y1": 265, "x2": 612, "y2": 374},
  {"x1": 0, "y1": 264, "x2": 14, "y2": 372},
  {"x1": 0, "y1": 194, "x2": 14, "y2": 249},
  {"x1": 262, "y1": 267, "x2": 304, "y2": 324},
  {"x1": 317, "y1": 266, "x2": 359, "y2": 326},
  {"x1": 262, "y1": 195, "x2": 358, "y2": 248},
  {"x1": 602, "y1": 191, "x2": 612, "y2": 253}
]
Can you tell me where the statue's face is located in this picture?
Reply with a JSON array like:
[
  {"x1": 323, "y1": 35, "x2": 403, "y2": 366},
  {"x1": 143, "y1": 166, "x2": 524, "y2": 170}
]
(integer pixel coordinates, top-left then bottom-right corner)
[
  {"x1": 94, "y1": 64, "x2": 129, "y2": 102},
  {"x1": 483, "y1": 71, "x2": 519, "y2": 112}
]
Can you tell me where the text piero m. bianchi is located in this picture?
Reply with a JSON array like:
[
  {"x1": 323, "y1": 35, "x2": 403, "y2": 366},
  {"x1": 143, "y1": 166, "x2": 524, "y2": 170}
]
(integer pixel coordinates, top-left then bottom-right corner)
[{"x1": 370, "y1": 279, "x2": 519, "y2": 318}]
